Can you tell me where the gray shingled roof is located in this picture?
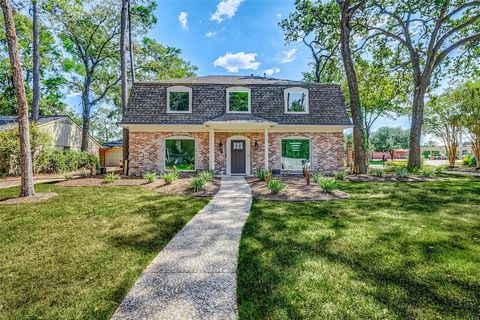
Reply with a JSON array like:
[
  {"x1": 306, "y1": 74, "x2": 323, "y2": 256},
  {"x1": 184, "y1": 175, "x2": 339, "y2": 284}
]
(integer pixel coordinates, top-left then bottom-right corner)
[
  {"x1": 102, "y1": 138, "x2": 123, "y2": 148},
  {"x1": 123, "y1": 76, "x2": 351, "y2": 126},
  {"x1": 0, "y1": 115, "x2": 67, "y2": 131}
]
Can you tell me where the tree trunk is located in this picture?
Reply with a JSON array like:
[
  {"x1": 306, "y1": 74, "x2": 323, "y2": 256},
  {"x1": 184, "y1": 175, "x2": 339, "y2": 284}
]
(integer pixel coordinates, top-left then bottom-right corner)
[
  {"x1": 121, "y1": 0, "x2": 129, "y2": 174},
  {"x1": 338, "y1": 1, "x2": 366, "y2": 174},
  {"x1": 1, "y1": 0, "x2": 35, "y2": 197},
  {"x1": 127, "y1": 0, "x2": 135, "y2": 83},
  {"x1": 408, "y1": 82, "x2": 426, "y2": 169},
  {"x1": 472, "y1": 134, "x2": 480, "y2": 171},
  {"x1": 31, "y1": 0, "x2": 40, "y2": 121},
  {"x1": 81, "y1": 86, "x2": 91, "y2": 152}
]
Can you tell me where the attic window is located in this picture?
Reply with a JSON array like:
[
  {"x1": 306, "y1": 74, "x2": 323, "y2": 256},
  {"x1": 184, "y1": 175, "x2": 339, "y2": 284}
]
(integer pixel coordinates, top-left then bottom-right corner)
[
  {"x1": 167, "y1": 86, "x2": 192, "y2": 113},
  {"x1": 227, "y1": 87, "x2": 251, "y2": 113},
  {"x1": 284, "y1": 87, "x2": 309, "y2": 114}
]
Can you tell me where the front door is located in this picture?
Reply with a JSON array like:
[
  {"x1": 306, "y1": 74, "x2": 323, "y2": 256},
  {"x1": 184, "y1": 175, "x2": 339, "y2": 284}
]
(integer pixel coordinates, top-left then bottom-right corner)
[{"x1": 231, "y1": 140, "x2": 246, "y2": 174}]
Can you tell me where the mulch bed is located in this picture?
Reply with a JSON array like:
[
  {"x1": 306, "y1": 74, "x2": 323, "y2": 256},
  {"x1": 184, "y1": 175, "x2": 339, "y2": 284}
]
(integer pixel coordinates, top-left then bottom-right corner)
[
  {"x1": 57, "y1": 176, "x2": 220, "y2": 197},
  {"x1": 246, "y1": 176, "x2": 349, "y2": 202},
  {"x1": 0, "y1": 192, "x2": 58, "y2": 205},
  {"x1": 347, "y1": 174, "x2": 444, "y2": 182}
]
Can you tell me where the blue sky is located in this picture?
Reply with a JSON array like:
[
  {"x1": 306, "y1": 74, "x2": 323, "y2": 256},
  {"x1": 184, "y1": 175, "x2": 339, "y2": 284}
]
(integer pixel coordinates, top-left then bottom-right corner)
[{"x1": 67, "y1": 0, "x2": 411, "y2": 131}]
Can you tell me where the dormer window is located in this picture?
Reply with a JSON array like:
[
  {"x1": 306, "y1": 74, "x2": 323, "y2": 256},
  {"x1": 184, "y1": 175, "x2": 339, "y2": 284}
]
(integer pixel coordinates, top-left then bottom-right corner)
[
  {"x1": 227, "y1": 87, "x2": 251, "y2": 113},
  {"x1": 284, "y1": 87, "x2": 309, "y2": 114},
  {"x1": 167, "y1": 86, "x2": 192, "y2": 113}
]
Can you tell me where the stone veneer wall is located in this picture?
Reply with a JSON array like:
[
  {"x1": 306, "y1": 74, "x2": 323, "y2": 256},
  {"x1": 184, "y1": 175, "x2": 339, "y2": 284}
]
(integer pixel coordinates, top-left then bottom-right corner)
[
  {"x1": 128, "y1": 131, "x2": 344, "y2": 175},
  {"x1": 128, "y1": 131, "x2": 209, "y2": 175}
]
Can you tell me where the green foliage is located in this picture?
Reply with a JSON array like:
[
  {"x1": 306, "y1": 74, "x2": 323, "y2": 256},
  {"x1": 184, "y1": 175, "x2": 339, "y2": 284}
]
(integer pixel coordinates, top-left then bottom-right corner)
[
  {"x1": 371, "y1": 127, "x2": 410, "y2": 157},
  {"x1": 369, "y1": 168, "x2": 385, "y2": 177},
  {"x1": 103, "y1": 173, "x2": 120, "y2": 184},
  {"x1": 198, "y1": 170, "x2": 214, "y2": 182},
  {"x1": 143, "y1": 172, "x2": 157, "y2": 183},
  {"x1": 161, "y1": 171, "x2": 178, "y2": 185},
  {"x1": 165, "y1": 139, "x2": 195, "y2": 171},
  {"x1": 317, "y1": 177, "x2": 339, "y2": 193},
  {"x1": 462, "y1": 154, "x2": 477, "y2": 167},
  {"x1": 313, "y1": 172, "x2": 324, "y2": 183},
  {"x1": 267, "y1": 179, "x2": 286, "y2": 194},
  {"x1": 418, "y1": 167, "x2": 436, "y2": 177},
  {"x1": 334, "y1": 170, "x2": 345, "y2": 181},
  {"x1": 228, "y1": 92, "x2": 249, "y2": 111},
  {"x1": 37, "y1": 149, "x2": 98, "y2": 174},
  {"x1": 63, "y1": 172, "x2": 73, "y2": 180},
  {"x1": 254, "y1": 169, "x2": 271, "y2": 182},
  {"x1": 190, "y1": 177, "x2": 205, "y2": 192},
  {"x1": 395, "y1": 167, "x2": 410, "y2": 178},
  {"x1": 384, "y1": 161, "x2": 407, "y2": 173},
  {"x1": 435, "y1": 165, "x2": 448, "y2": 174}
]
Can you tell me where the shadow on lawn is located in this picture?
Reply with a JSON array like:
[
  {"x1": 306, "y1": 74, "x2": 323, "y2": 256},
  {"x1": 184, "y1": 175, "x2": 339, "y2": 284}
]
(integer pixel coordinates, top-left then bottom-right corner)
[{"x1": 238, "y1": 178, "x2": 480, "y2": 319}]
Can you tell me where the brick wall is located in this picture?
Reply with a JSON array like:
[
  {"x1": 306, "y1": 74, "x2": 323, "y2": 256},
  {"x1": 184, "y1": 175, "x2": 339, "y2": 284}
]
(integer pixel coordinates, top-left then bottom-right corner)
[{"x1": 128, "y1": 130, "x2": 343, "y2": 175}]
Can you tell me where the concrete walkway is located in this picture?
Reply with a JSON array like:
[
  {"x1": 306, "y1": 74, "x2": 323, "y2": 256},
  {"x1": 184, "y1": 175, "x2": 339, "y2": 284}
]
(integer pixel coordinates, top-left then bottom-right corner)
[
  {"x1": 0, "y1": 175, "x2": 64, "y2": 189},
  {"x1": 112, "y1": 176, "x2": 252, "y2": 320}
]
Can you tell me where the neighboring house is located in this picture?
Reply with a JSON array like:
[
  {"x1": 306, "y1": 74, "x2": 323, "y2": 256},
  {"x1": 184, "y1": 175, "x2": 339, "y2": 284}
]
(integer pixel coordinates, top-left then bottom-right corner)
[
  {"x1": 99, "y1": 139, "x2": 123, "y2": 167},
  {"x1": 0, "y1": 115, "x2": 101, "y2": 155},
  {"x1": 121, "y1": 75, "x2": 352, "y2": 175}
]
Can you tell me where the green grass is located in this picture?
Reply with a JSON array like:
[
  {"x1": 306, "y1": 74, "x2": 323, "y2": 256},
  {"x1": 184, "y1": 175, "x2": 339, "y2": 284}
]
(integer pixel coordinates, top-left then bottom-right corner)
[
  {"x1": 238, "y1": 176, "x2": 480, "y2": 319},
  {"x1": 0, "y1": 184, "x2": 209, "y2": 319}
]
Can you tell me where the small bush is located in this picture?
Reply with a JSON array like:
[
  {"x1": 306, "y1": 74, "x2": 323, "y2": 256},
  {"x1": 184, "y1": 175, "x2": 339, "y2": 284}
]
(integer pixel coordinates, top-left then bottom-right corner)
[
  {"x1": 385, "y1": 160, "x2": 407, "y2": 173},
  {"x1": 267, "y1": 179, "x2": 286, "y2": 194},
  {"x1": 79, "y1": 171, "x2": 89, "y2": 178},
  {"x1": 334, "y1": 170, "x2": 345, "y2": 181},
  {"x1": 463, "y1": 154, "x2": 477, "y2": 167},
  {"x1": 395, "y1": 167, "x2": 410, "y2": 178},
  {"x1": 161, "y1": 171, "x2": 178, "y2": 185},
  {"x1": 63, "y1": 172, "x2": 73, "y2": 180},
  {"x1": 418, "y1": 167, "x2": 436, "y2": 177},
  {"x1": 318, "y1": 177, "x2": 339, "y2": 193},
  {"x1": 104, "y1": 173, "x2": 120, "y2": 184},
  {"x1": 190, "y1": 177, "x2": 205, "y2": 192},
  {"x1": 254, "y1": 169, "x2": 271, "y2": 181},
  {"x1": 435, "y1": 165, "x2": 448, "y2": 174},
  {"x1": 369, "y1": 168, "x2": 385, "y2": 177},
  {"x1": 143, "y1": 172, "x2": 157, "y2": 183},
  {"x1": 313, "y1": 172, "x2": 324, "y2": 183},
  {"x1": 198, "y1": 170, "x2": 214, "y2": 182}
]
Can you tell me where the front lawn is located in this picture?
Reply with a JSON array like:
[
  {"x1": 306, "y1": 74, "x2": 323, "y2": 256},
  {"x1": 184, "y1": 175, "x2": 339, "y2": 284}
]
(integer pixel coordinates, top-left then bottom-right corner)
[
  {"x1": 0, "y1": 184, "x2": 209, "y2": 319},
  {"x1": 238, "y1": 176, "x2": 480, "y2": 319}
]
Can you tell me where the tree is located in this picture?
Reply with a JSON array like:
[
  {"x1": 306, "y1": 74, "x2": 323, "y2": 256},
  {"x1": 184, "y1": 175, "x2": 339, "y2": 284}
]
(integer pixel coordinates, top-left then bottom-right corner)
[
  {"x1": 371, "y1": 127, "x2": 409, "y2": 160},
  {"x1": 31, "y1": 0, "x2": 40, "y2": 121},
  {"x1": 1, "y1": 0, "x2": 35, "y2": 197},
  {"x1": 424, "y1": 92, "x2": 463, "y2": 167},
  {"x1": 457, "y1": 81, "x2": 480, "y2": 170},
  {"x1": 365, "y1": 0, "x2": 480, "y2": 169},
  {"x1": 90, "y1": 106, "x2": 121, "y2": 144},
  {"x1": 120, "y1": 0, "x2": 128, "y2": 169}
]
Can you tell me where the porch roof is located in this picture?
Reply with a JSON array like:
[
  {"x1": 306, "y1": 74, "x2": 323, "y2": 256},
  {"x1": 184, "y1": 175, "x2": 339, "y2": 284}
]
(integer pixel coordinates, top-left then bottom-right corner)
[{"x1": 204, "y1": 114, "x2": 277, "y2": 130}]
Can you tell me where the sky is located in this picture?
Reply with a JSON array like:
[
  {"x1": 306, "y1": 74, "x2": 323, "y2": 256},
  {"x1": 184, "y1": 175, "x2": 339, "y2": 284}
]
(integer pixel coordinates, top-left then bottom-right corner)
[{"x1": 67, "y1": 0, "x2": 411, "y2": 131}]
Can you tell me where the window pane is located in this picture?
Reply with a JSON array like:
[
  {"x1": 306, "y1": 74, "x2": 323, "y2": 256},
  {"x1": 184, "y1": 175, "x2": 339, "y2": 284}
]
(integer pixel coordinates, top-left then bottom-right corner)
[
  {"x1": 281, "y1": 139, "x2": 310, "y2": 170},
  {"x1": 229, "y1": 92, "x2": 249, "y2": 112},
  {"x1": 287, "y1": 92, "x2": 307, "y2": 112},
  {"x1": 170, "y1": 91, "x2": 190, "y2": 111},
  {"x1": 165, "y1": 139, "x2": 195, "y2": 170}
]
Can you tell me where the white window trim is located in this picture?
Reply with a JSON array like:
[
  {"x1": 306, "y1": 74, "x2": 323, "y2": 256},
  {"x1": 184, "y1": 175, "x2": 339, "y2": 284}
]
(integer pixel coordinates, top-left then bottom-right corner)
[
  {"x1": 226, "y1": 86, "x2": 251, "y2": 114},
  {"x1": 284, "y1": 87, "x2": 309, "y2": 114},
  {"x1": 164, "y1": 136, "x2": 197, "y2": 172},
  {"x1": 167, "y1": 86, "x2": 192, "y2": 113},
  {"x1": 280, "y1": 136, "x2": 311, "y2": 171}
]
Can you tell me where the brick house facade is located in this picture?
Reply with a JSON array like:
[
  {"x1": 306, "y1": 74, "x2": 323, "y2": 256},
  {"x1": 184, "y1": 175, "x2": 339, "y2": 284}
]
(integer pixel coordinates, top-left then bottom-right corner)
[{"x1": 122, "y1": 76, "x2": 351, "y2": 176}]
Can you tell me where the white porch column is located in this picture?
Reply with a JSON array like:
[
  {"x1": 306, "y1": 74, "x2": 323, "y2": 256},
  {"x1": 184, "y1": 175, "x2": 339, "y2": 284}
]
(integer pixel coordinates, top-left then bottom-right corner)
[
  {"x1": 209, "y1": 127, "x2": 215, "y2": 171},
  {"x1": 264, "y1": 128, "x2": 269, "y2": 170}
]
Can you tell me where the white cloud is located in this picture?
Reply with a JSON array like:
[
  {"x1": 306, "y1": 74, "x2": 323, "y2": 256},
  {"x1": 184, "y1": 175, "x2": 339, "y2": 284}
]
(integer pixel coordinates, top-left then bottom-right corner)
[
  {"x1": 276, "y1": 13, "x2": 282, "y2": 18},
  {"x1": 280, "y1": 48, "x2": 297, "y2": 63},
  {"x1": 213, "y1": 52, "x2": 261, "y2": 72},
  {"x1": 210, "y1": 0, "x2": 243, "y2": 23},
  {"x1": 205, "y1": 31, "x2": 217, "y2": 38},
  {"x1": 178, "y1": 11, "x2": 188, "y2": 30},
  {"x1": 263, "y1": 67, "x2": 280, "y2": 76}
]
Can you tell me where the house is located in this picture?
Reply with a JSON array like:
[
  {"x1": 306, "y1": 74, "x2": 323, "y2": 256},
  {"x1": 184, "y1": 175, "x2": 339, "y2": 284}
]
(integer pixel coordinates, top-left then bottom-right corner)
[
  {"x1": 121, "y1": 76, "x2": 352, "y2": 175},
  {"x1": 0, "y1": 115, "x2": 101, "y2": 155},
  {"x1": 99, "y1": 139, "x2": 123, "y2": 167}
]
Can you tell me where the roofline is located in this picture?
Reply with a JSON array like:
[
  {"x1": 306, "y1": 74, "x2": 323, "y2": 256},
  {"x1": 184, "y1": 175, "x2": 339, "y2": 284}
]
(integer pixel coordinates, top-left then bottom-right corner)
[{"x1": 131, "y1": 81, "x2": 342, "y2": 88}]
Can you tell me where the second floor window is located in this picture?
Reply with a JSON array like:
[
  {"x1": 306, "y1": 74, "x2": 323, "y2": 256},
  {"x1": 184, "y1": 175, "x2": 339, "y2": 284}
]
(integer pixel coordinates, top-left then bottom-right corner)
[
  {"x1": 285, "y1": 87, "x2": 309, "y2": 114},
  {"x1": 227, "y1": 87, "x2": 251, "y2": 113},
  {"x1": 167, "y1": 86, "x2": 192, "y2": 113}
]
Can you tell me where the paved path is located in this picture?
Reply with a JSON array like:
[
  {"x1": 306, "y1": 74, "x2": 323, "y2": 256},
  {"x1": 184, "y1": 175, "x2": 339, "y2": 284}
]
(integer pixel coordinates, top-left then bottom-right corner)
[
  {"x1": 112, "y1": 176, "x2": 252, "y2": 320},
  {"x1": 0, "y1": 176, "x2": 64, "y2": 189}
]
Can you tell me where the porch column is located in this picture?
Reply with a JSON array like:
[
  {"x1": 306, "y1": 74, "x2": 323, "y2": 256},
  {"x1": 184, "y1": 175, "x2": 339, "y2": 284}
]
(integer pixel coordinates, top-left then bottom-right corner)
[
  {"x1": 264, "y1": 128, "x2": 269, "y2": 170},
  {"x1": 209, "y1": 127, "x2": 215, "y2": 171}
]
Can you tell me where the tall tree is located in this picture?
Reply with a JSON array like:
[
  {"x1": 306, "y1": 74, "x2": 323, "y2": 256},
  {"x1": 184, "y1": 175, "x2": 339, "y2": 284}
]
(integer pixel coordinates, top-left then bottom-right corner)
[
  {"x1": 120, "y1": 0, "x2": 128, "y2": 170},
  {"x1": 0, "y1": 0, "x2": 35, "y2": 197},
  {"x1": 371, "y1": 127, "x2": 410, "y2": 160},
  {"x1": 337, "y1": 0, "x2": 367, "y2": 173},
  {"x1": 457, "y1": 81, "x2": 480, "y2": 170},
  {"x1": 365, "y1": 0, "x2": 480, "y2": 169},
  {"x1": 31, "y1": 0, "x2": 40, "y2": 121},
  {"x1": 424, "y1": 92, "x2": 463, "y2": 167}
]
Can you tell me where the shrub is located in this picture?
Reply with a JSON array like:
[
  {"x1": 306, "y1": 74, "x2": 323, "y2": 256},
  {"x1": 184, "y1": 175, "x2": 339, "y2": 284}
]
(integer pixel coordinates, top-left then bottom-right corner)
[
  {"x1": 435, "y1": 165, "x2": 448, "y2": 174},
  {"x1": 463, "y1": 154, "x2": 477, "y2": 167},
  {"x1": 104, "y1": 173, "x2": 120, "y2": 184},
  {"x1": 395, "y1": 167, "x2": 410, "y2": 178},
  {"x1": 369, "y1": 168, "x2": 385, "y2": 177},
  {"x1": 385, "y1": 160, "x2": 407, "y2": 173},
  {"x1": 198, "y1": 170, "x2": 214, "y2": 182},
  {"x1": 63, "y1": 172, "x2": 73, "y2": 180},
  {"x1": 334, "y1": 170, "x2": 345, "y2": 181},
  {"x1": 79, "y1": 171, "x2": 89, "y2": 178},
  {"x1": 161, "y1": 171, "x2": 178, "y2": 185},
  {"x1": 190, "y1": 177, "x2": 205, "y2": 192},
  {"x1": 418, "y1": 167, "x2": 436, "y2": 177},
  {"x1": 143, "y1": 172, "x2": 157, "y2": 183},
  {"x1": 318, "y1": 177, "x2": 339, "y2": 193},
  {"x1": 267, "y1": 179, "x2": 286, "y2": 194},
  {"x1": 313, "y1": 172, "x2": 324, "y2": 183},
  {"x1": 254, "y1": 169, "x2": 271, "y2": 181}
]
